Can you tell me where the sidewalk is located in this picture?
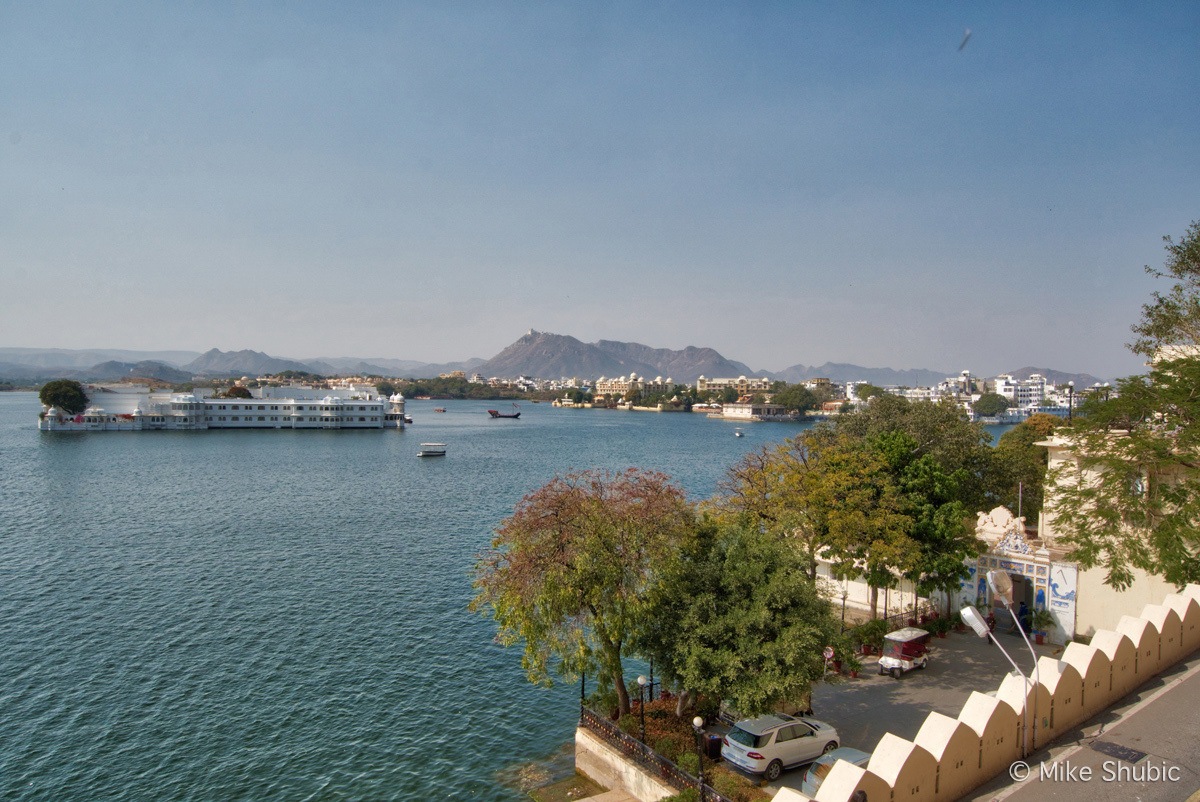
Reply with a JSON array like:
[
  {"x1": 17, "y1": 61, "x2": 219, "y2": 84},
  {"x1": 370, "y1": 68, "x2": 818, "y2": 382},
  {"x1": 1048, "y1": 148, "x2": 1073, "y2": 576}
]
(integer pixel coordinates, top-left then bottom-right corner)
[{"x1": 963, "y1": 652, "x2": 1200, "y2": 802}]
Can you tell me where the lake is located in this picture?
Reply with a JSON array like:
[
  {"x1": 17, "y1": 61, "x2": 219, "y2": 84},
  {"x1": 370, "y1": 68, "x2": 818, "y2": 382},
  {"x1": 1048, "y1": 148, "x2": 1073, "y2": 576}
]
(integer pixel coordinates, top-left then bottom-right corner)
[{"x1": 0, "y1": 393, "x2": 818, "y2": 801}]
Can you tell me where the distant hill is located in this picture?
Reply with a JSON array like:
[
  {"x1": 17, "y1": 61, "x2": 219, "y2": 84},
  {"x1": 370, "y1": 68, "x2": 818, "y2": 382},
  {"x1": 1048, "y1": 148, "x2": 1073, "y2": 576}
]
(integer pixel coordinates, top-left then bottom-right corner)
[
  {"x1": 304, "y1": 356, "x2": 487, "y2": 378},
  {"x1": 1002, "y1": 366, "x2": 1108, "y2": 388},
  {"x1": 83, "y1": 361, "x2": 194, "y2": 383},
  {"x1": 475, "y1": 330, "x2": 758, "y2": 384},
  {"x1": 773, "y1": 361, "x2": 953, "y2": 387},
  {"x1": 183, "y1": 348, "x2": 314, "y2": 377},
  {"x1": 0, "y1": 347, "x2": 201, "y2": 369}
]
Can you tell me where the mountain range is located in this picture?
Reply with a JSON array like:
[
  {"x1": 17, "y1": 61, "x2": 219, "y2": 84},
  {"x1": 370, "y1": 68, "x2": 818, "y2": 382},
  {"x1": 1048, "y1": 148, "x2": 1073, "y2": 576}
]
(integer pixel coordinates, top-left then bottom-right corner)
[{"x1": 0, "y1": 336, "x2": 1107, "y2": 388}]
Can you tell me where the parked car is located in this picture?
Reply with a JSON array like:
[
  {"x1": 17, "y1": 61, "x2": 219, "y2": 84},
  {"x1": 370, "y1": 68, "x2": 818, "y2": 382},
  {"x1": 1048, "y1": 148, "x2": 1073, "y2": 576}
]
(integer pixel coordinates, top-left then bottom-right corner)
[
  {"x1": 798, "y1": 747, "x2": 871, "y2": 796},
  {"x1": 720, "y1": 713, "x2": 840, "y2": 781}
]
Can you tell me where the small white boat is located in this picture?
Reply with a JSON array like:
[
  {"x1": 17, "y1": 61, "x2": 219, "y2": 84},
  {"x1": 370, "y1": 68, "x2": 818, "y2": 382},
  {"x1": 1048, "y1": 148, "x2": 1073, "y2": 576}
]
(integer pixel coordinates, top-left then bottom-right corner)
[
  {"x1": 417, "y1": 443, "x2": 446, "y2": 457},
  {"x1": 734, "y1": 428, "x2": 744, "y2": 437}
]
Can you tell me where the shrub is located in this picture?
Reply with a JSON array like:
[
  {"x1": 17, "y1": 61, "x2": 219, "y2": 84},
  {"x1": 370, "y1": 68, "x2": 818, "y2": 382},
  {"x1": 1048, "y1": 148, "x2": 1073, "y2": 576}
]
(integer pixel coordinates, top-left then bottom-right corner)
[
  {"x1": 675, "y1": 751, "x2": 700, "y2": 774},
  {"x1": 657, "y1": 790, "x2": 699, "y2": 802},
  {"x1": 708, "y1": 765, "x2": 772, "y2": 801}
]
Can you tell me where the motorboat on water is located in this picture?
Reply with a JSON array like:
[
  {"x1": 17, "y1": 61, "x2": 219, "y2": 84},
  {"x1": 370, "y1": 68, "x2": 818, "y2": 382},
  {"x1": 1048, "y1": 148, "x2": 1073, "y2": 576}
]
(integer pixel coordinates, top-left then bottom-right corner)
[
  {"x1": 487, "y1": 403, "x2": 521, "y2": 419},
  {"x1": 417, "y1": 443, "x2": 447, "y2": 457},
  {"x1": 734, "y1": 427, "x2": 744, "y2": 437}
]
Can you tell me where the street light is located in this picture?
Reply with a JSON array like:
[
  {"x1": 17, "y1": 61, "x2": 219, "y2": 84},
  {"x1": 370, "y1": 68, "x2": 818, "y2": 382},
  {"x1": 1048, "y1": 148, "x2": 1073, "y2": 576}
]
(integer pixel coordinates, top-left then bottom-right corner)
[
  {"x1": 1066, "y1": 381, "x2": 1074, "y2": 422},
  {"x1": 987, "y1": 570, "x2": 1042, "y2": 753},
  {"x1": 637, "y1": 675, "x2": 648, "y2": 744},
  {"x1": 692, "y1": 715, "x2": 707, "y2": 802},
  {"x1": 960, "y1": 604, "x2": 1033, "y2": 757}
]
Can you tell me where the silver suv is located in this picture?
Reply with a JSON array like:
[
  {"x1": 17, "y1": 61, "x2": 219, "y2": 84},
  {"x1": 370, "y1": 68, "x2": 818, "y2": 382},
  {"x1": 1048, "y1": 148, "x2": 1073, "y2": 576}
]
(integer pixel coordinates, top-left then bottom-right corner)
[{"x1": 720, "y1": 714, "x2": 840, "y2": 781}]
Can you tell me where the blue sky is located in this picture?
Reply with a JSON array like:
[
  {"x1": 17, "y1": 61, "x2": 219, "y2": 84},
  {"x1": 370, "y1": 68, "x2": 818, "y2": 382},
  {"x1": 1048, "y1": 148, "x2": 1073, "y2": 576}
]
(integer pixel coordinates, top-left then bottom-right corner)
[{"x1": 2, "y1": 2, "x2": 1197, "y2": 380}]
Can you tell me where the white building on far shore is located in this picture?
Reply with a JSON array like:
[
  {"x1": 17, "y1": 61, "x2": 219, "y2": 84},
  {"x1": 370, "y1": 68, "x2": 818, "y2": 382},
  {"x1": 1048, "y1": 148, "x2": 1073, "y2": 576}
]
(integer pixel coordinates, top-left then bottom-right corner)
[{"x1": 39, "y1": 385, "x2": 406, "y2": 431}]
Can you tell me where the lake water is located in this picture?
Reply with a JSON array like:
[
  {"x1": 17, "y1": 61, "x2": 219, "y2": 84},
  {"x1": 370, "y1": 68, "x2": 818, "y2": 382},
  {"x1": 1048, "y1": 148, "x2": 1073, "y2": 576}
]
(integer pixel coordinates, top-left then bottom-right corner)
[{"x1": 0, "y1": 393, "x2": 821, "y2": 801}]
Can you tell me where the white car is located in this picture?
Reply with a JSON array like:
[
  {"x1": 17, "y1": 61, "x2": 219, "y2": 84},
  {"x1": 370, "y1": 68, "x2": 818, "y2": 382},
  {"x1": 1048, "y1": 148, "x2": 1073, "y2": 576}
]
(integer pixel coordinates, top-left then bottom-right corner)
[{"x1": 720, "y1": 714, "x2": 840, "y2": 781}]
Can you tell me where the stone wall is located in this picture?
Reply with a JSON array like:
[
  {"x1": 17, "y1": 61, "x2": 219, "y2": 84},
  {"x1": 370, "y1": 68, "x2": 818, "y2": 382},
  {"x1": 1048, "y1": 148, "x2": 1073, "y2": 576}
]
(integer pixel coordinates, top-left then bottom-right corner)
[{"x1": 574, "y1": 726, "x2": 677, "y2": 802}]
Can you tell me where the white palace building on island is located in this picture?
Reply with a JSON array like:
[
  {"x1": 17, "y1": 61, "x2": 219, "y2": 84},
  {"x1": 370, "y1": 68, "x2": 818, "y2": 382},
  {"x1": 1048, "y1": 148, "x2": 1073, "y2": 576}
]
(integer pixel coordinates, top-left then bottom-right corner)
[{"x1": 38, "y1": 385, "x2": 407, "y2": 431}]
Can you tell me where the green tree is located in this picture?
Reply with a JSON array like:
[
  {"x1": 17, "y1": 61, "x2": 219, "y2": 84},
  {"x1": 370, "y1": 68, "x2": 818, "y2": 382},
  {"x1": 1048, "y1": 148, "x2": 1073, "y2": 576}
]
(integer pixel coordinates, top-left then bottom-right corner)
[
  {"x1": 470, "y1": 468, "x2": 695, "y2": 715},
  {"x1": 376, "y1": 380, "x2": 397, "y2": 397},
  {"x1": 771, "y1": 383, "x2": 818, "y2": 414},
  {"x1": 854, "y1": 383, "x2": 887, "y2": 401},
  {"x1": 634, "y1": 521, "x2": 840, "y2": 718},
  {"x1": 993, "y1": 413, "x2": 1060, "y2": 520},
  {"x1": 972, "y1": 392, "x2": 1011, "y2": 417},
  {"x1": 837, "y1": 394, "x2": 1003, "y2": 512},
  {"x1": 870, "y1": 431, "x2": 983, "y2": 615},
  {"x1": 226, "y1": 385, "x2": 252, "y2": 399},
  {"x1": 39, "y1": 379, "x2": 89, "y2": 415},
  {"x1": 1048, "y1": 220, "x2": 1200, "y2": 588},
  {"x1": 714, "y1": 426, "x2": 913, "y2": 616}
]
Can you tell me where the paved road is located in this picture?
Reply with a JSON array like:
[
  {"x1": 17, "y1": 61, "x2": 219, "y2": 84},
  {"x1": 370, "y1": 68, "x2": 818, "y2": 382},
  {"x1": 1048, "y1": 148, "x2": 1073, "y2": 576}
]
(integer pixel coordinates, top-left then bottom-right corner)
[{"x1": 763, "y1": 627, "x2": 1061, "y2": 794}]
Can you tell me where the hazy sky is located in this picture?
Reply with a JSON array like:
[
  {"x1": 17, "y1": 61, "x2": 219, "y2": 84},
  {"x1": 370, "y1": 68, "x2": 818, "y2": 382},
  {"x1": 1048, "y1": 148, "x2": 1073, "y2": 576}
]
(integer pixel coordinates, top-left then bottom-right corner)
[{"x1": 3, "y1": 3, "x2": 1197, "y2": 380}]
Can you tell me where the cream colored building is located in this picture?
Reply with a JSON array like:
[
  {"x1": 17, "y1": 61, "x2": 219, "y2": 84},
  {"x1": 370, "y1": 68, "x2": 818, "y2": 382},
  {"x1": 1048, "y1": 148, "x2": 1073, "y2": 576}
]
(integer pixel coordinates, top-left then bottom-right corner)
[
  {"x1": 695, "y1": 375, "x2": 771, "y2": 396},
  {"x1": 592, "y1": 373, "x2": 674, "y2": 400}
]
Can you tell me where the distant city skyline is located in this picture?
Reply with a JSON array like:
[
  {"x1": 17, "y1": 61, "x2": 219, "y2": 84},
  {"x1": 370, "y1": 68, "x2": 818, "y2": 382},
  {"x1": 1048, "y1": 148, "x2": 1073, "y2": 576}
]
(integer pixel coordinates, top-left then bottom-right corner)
[{"x1": 3, "y1": 3, "x2": 1197, "y2": 380}]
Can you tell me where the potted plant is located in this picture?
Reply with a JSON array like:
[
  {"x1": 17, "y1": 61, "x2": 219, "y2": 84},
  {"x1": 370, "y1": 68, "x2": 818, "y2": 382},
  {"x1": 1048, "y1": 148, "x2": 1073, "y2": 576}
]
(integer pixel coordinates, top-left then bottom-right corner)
[
  {"x1": 951, "y1": 611, "x2": 966, "y2": 633},
  {"x1": 844, "y1": 652, "x2": 863, "y2": 678},
  {"x1": 1030, "y1": 608, "x2": 1055, "y2": 644}
]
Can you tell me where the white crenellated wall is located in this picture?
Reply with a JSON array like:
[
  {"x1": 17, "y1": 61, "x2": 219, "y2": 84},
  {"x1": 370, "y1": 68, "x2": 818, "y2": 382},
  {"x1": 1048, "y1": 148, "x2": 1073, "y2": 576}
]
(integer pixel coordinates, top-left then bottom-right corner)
[{"x1": 775, "y1": 583, "x2": 1200, "y2": 802}]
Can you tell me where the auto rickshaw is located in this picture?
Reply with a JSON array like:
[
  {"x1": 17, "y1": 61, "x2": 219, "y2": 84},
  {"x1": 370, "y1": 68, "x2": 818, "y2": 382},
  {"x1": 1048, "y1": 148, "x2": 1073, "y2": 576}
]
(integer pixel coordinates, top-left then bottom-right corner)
[{"x1": 877, "y1": 627, "x2": 932, "y2": 679}]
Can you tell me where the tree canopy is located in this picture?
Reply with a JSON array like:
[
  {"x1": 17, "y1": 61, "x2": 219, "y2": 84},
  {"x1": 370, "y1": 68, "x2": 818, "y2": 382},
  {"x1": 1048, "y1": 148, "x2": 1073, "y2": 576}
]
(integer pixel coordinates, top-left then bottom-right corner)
[
  {"x1": 1048, "y1": 220, "x2": 1200, "y2": 588},
  {"x1": 39, "y1": 379, "x2": 89, "y2": 415},
  {"x1": 634, "y1": 520, "x2": 840, "y2": 718},
  {"x1": 972, "y1": 392, "x2": 1011, "y2": 417},
  {"x1": 993, "y1": 413, "x2": 1060, "y2": 520},
  {"x1": 470, "y1": 468, "x2": 695, "y2": 715},
  {"x1": 713, "y1": 426, "x2": 914, "y2": 616},
  {"x1": 225, "y1": 385, "x2": 252, "y2": 399}
]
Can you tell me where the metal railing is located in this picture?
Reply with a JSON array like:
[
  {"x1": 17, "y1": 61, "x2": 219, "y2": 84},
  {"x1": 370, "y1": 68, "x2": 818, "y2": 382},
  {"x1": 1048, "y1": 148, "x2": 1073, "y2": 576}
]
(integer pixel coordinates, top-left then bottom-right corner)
[{"x1": 579, "y1": 706, "x2": 736, "y2": 802}]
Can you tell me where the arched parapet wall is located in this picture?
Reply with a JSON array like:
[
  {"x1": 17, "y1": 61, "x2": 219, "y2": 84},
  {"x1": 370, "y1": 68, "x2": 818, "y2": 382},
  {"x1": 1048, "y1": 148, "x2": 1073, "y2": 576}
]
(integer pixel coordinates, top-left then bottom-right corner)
[
  {"x1": 1060, "y1": 642, "x2": 1112, "y2": 718},
  {"x1": 811, "y1": 760, "x2": 891, "y2": 802},
  {"x1": 1089, "y1": 630, "x2": 1139, "y2": 698},
  {"x1": 866, "y1": 732, "x2": 938, "y2": 801},
  {"x1": 1115, "y1": 614, "x2": 1163, "y2": 680},
  {"x1": 1141, "y1": 603, "x2": 1185, "y2": 668},
  {"x1": 1162, "y1": 592, "x2": 1200, "y2": 654},
  {"x1": 957, "y1": 690, "x2": 1021, "y2": 779},
  {"x1": 1035, "y1": 657, "x2": 1085, "y2": 739},
  {"x1": 914, "y1": 711, "x2": 981, "y2": 801}
]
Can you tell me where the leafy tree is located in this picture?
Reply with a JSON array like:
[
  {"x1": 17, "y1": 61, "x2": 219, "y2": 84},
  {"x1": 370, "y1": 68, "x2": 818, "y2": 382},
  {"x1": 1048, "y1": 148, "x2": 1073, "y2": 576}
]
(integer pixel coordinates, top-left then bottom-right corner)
[
  {"x1": 226, "y1": 385, "x2": 252, "y2": 399},
  {"x1": 771, "y1": 383, "x2": 818, "y2": 414},
  {"x1": 1048, "y1": 220, "x2": 1200, "y2": 587},
  {"x1": 470, "y1": 468, "x2": 695, "y2": 715},
  {"x1": 993, "y1": 413, "x2": 1060, "y2": 520},
  {"x1": 634, "y1": 520, "x2": 840, "y2": 718},
  {"x1": 870, "y1": 431, "x2": 983, "y2": 615},
  {"x1": 376, "y1": 380, "x2": 397, "y2": 397},
  {"x1": 837, "y1": 394, "x2": 1003, "y2": 512},
  {"x1": 718, "y1": 387, "x2": 739, "y2": 404},
  {"x1": 854, "y1": 383, "x2": 887, "y2": 401},
  {"x1": 972, "y1": 392, "x2": 1011, "y2": 417},
  {"x1": 713, "y1": 426, "x2": 913, "y2": 616},
  {"x1": 39, "y1": 379, "x2": 89, "y2": 414}
]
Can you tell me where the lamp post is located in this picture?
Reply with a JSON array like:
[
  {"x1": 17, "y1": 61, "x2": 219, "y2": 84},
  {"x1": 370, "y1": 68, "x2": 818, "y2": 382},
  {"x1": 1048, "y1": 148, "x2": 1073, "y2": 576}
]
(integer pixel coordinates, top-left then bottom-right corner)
[
  {"x1": 961, "y1": 604, "x2": 1033, "y2": 757},
  {"x1": 637, "y1": 675, "x2": 648, "y2": 744},
  {"x1": 1066, "y1": 381, "x2": 1074, "y2": 422},
  {"x1": 986, "y1": 570, "x2": 1041, "y2": 753},
  {"x1": 692, "y1": 715, "x2": 707, "y2": 802}
]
